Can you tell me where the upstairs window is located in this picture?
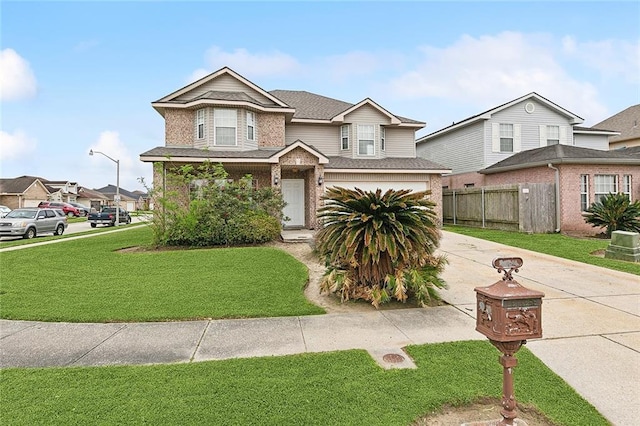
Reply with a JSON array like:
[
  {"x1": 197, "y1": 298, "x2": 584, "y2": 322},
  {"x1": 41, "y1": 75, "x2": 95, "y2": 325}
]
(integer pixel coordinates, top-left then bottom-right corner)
[
  {"x1": 214, "y1": 109, "x2": 237, "y2": 146},
  {"x1": 500, "y1": 123, "x2": 513, "y2": 152},
  {"x1": 247, "y1": 111, "x2": 255, "y2": 141},
  {"x1": 196, "y1": 109, "x2": 206, "y2": 140},
  {"x1": 594, "y1": 174, "x2": 618, "y2": 204},
  {"x1": 357, "y1": 124, "x2": 375, "y2": 156},
  {"x1": 547, "y1": 125, "x2": 560, "y2": 145},
  {"x1": 380, "y1": 126, "x2": 386, "y2": 151},
  {"x1": 341, "y1": 125, "x2": 350, "y2": 150},
  {"x1": 580, "y1": 175, "x2": 589, "y2": 212}
]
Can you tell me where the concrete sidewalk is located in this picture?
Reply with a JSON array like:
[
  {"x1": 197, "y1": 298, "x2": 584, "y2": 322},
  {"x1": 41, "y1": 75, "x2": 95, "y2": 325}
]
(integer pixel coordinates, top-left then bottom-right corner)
[{"x1": 1, "y1": 231, "x2": 638, "y2": 424}]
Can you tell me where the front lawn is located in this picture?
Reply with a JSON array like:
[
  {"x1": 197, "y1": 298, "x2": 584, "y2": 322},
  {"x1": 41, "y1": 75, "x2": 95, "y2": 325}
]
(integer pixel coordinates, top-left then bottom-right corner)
[
  {"x1": 0, "y1": 226, "x2": 324, "y2": 322},
  {"x1": 0, "y1": 341, "x2": 607, "y2": 425},
  {"x1": 444, "y1": 225, "x2": 640, "y2": 276}
]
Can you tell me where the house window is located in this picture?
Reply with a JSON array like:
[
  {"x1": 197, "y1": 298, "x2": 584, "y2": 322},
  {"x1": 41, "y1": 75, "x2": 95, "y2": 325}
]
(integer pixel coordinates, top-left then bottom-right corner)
[
  {"x1": 594, "y1": 174, "x2": 618, "y2": 204},
  {"x1": 623, "y1": 175, "x2": 632, "y2": 200},
  {"x1": 341, "y1": 125, "x2": 350, "y2": 150},
  {"x1": 357, "y1": 124, "x2": 375, "y2": 156},
  {"x1": 464, "y1": 183, "x2": 475, "y2": 188},
  {"x1": 196, "y1": 109, "x2": 206, "y2": 140},
  {"x1": 500, "y1": 123, "x2": 514, "y2": 152},
  {"x1": 580, "y1": 175, "x2": 589, "y2": 211},
  {"x1": 547, "y1": 125, "x2": 560, "y2": 145},
  {"x1": 380, "y1": 126, "x2": 386, "y2": 151},
  {"x1": 214, "y1": 109, "x2": 237, "y2": 146},
  {"x1": 246, "y1": 111, "x2": 255, "y2": 141}
]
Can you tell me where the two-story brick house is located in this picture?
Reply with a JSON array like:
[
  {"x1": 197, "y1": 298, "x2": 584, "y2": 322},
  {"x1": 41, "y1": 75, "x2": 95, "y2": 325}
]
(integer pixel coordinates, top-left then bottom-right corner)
[{"x1": 140, "y1": 67, "x2": 450, "y2": 229}]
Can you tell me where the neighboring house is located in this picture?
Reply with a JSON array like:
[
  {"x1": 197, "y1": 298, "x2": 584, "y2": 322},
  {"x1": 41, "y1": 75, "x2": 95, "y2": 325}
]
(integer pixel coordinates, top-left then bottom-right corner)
[
  {"x1": 478, "y1": 144, "x2": 640, "y2": 234},
  {"x1": 94, "y1": 185, "x2": 140, "y2": 212},
  {"x1": 0, "y1": 176, "x2": 51, "y2": 209},
  {"x1": 140, "y1": 66, "x2": 450, "y2": 228},
  {"x1": 416, "y1": 92, "x2": 619, "y2": 189},
  {"x1": 592, "y1": 104, "x2": 640, "y2": 150},
  {"x1": 45, "y1": 180, "x2": 79, "y2": 203},
  {"x1": 77, "y1": 187, "x2": 110, "y2": 211}
]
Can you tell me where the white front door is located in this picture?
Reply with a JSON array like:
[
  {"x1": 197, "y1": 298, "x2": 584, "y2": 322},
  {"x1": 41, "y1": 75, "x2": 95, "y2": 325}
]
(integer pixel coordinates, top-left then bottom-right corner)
[{"x1": 282, "y1": 179, "x2": 305, "y2": 227}]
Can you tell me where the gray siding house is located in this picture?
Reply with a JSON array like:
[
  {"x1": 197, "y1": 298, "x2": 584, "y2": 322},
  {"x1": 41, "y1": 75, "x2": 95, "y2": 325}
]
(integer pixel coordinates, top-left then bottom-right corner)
[
  {"x1": 416, "y1": 92, "x2": 618, "y2": 189},
  {"x1": 140, "y1": 67, "x2": 449, "y2": 229}
]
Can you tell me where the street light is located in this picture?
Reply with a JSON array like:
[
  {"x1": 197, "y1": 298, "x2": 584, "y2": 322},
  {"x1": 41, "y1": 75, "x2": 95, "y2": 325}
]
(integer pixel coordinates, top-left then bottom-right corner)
[{"x1": 89, "y1": 149, "x2": 120, "y2": 226}]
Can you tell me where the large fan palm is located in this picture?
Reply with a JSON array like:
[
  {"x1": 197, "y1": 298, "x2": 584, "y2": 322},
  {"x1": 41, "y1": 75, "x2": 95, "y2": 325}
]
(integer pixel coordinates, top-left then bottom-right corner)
[
  {"x1": 583, "y1": 192, "x2": 640, "y2": 237},
  {"x1": 315, "y1": 187, "x2": 446, "y2": 306}
]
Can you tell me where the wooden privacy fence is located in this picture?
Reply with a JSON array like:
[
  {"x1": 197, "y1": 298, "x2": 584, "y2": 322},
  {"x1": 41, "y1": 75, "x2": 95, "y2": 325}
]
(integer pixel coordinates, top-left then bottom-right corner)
[{"x1": 442, "y1": 183, "x2": 556, "y2": 233}]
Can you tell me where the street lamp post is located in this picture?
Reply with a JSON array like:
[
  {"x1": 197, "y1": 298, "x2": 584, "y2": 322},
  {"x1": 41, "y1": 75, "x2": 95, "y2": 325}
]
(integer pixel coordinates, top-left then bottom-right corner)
[{"x1": 89, "y1": 149, "x2": 120, "y2": 226}]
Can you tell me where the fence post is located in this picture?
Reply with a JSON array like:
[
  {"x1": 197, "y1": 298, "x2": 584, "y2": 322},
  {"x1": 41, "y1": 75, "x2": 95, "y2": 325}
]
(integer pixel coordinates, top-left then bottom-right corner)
[
  {"x1": 453, "y1": 190, "x2": 457, "y2": 225},
  {"x1": 481, "y1": 188, "x2": 485, "y2": 228}
]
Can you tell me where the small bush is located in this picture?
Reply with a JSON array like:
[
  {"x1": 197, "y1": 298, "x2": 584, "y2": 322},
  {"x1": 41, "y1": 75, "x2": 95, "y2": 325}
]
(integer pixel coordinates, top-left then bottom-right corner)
[{"x1": 147, "y1": 162, "x2": 285, "y2": 247}]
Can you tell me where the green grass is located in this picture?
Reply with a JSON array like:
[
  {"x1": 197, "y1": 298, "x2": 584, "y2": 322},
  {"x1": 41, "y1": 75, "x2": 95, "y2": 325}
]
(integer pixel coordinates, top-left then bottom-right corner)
[
  {"x1": 0, "y1": 341, "x2": 607, "y2": 426},
  {"x1": 444, "y1": 225, "x2": 640, "y2": 276},
  {"x1": 0, "y1": 226, "x2": 324, "y2": 322}
]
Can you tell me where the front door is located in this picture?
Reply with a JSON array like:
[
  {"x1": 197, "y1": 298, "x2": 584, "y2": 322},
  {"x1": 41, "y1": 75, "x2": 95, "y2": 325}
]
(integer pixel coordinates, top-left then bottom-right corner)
[{"x1": 281, "y1": 179, "x2": 305, "y2": 227}]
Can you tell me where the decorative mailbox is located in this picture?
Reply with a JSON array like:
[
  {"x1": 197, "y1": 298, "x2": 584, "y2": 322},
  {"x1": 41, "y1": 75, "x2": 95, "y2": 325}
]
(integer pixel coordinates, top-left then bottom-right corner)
[{"x1": 475, "y1": 257, "x2": 544, "y2": 342}]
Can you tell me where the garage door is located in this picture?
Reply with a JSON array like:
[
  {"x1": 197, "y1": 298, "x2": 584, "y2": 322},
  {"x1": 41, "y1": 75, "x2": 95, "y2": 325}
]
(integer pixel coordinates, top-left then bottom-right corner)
[{"x1": 324, "y1": 181, "x2": 428, "y2": 193}]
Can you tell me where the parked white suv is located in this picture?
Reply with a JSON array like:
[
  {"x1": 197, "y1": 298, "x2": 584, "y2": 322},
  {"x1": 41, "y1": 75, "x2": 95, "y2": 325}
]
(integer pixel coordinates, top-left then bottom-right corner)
[{"x1": 0, "y1": 208, "x2": 68, "y2": 239}]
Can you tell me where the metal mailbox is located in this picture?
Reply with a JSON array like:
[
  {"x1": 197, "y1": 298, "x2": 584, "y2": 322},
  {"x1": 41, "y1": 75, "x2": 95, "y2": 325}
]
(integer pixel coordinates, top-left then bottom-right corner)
[{"x1": 475, "y1": 257, "x2": 544, "y2": 342}]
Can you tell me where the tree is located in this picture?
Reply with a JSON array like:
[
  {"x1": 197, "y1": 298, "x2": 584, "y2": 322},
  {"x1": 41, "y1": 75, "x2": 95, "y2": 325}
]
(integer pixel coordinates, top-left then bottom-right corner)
[
  {"x1": 583, "y1": 192, "x2": 640, "y2": 237},
  {"x1": 315, "y1": 187, "x2": 447, "y2": 307}
]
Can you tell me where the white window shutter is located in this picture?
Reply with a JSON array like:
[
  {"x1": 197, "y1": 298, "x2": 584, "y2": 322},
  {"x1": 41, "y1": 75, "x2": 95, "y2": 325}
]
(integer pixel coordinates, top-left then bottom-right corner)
[
  {"x1": 491, "y1": 123, "x2": 500, "y2": 152},
  {"x1": 513, "y1": 124, "x2": 522, "y2": 152},
  {"x1": 560, "y1": 126, "x2": 568, "y2": 145},
  {"x1": 539, "y1": 125, "x2": 547, "y2": 147}
]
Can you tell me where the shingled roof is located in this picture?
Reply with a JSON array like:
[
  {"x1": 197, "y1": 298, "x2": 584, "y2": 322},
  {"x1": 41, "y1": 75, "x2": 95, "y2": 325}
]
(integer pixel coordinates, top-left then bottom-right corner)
[
  {"x1": 592, "y1": 104, "x2": 640, "y2": 144},
  {"x1": 325, "y1": 156, "x2": 450, "y2": 172},
  {"x1": 480, "y1": 144, "x2": 640, "y2": 174},
  {"x1": 0, "y1": 176, "x2": 48, "y2": 194}
]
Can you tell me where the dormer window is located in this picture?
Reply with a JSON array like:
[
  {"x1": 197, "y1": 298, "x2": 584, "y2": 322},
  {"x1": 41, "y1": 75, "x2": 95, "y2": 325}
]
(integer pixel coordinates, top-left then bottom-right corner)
[
  {"x1": 341, "y1": 125, "x2": 350, "y2": 150},
  {"x1": 247, "y1": 111, "x2": 255, "y2": 141},
  {"x1": 214, "y1": 108, "x2": 237, "y2": 146},
  {"x1": 196, "y1": 109, "x2": 206, "y2": 140},
  {"x1": 357, "y1": 124, "x2": 375, "y2": 156}
]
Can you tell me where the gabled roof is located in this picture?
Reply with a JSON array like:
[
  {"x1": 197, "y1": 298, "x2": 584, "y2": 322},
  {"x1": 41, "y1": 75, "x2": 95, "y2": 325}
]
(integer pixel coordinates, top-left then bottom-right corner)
[
  {"x1": 417, "y1": 92, "x2": 584, "y2": 144},
  {"x1": 269, "y1": 90, "x2": 424, "y2": 127},
  {"x1": 152, "y1": 67, "x2": 295, "y2": 117},
  {"x1": 78, "y1": 187, "x2": 110, "y2": 200},
  {"x1": 94, "y1": 185, "x2": 141, "y2": 200},
  {"x1": 480, "y1": 144, "x2": 640, "y2": 174},
  {"x1": 592, "y1": 104, "x2": 640, "y2": 144},
  {"x1": 0, "y1": 176, "x2": 50, "y2": 195}
]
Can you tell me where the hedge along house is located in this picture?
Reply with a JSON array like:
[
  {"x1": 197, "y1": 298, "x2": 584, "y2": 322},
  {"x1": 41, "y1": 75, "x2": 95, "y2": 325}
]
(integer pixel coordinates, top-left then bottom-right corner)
[{"x1": 140, "y1": 67, "x2": 450, "y2": 229}]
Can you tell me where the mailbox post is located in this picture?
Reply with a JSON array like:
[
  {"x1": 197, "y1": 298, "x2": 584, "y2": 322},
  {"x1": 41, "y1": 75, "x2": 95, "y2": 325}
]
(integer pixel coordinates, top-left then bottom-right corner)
[{"x1": 474, "y1": 257, "x2": 544, "y2": 426}]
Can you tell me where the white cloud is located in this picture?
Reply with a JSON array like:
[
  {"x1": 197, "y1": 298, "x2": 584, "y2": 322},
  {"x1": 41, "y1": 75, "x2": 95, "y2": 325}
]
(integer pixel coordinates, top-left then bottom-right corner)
[
  {"x1": 189, "y1": 46, "x2": 301, "y2": 82},
  {"x1": 0, "y1": 49, "x2": 37, "y2": 101},
  {"x1": 0, "y1": 129, "x2": 37, "y2": 161},
  {"x1": 88, "y1": 131, "x2": 150, "y2": 191},
  {"x1": 387, "y1": 31, "x2": 607, "y2": 121},
  {"x1": 563, "y1": 37, "x2": 640, "y2": 83}
]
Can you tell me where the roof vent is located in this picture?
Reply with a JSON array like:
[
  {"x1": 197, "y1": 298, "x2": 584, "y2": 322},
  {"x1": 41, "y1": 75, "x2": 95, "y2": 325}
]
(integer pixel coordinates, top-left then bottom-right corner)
[{"x1": 525, "y1": 102, "x2": 535, "y2": 114}]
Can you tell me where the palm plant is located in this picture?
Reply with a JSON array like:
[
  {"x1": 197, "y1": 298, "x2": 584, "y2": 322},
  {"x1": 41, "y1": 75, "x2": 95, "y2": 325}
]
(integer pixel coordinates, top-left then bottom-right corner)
[
  {"x1": 316, "y1": 187, "x2": 447, "y2": 307},
  {"x1": 583, "y1": 192, "x2": 640, "y2": 237}
]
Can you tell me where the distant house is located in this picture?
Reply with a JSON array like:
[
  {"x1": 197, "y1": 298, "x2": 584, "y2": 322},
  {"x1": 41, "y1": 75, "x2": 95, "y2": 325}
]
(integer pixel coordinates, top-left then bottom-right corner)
[
  {"x1": 94, "y1": 185, "x2": 142, "y2": 211},
  {"x1": 77, "y1": 187, "x2": 110, "y2": 211},
  {"x1": 478, "y1": 144, "x2": 639, "y2": 234},
  {"x1": 0, "y1": 176, "x2": 50, "y2": 209},
  {"x1": 592, "y1": 104, "x2": 640, "y2": 150},
  {"x1": 416, "y1": 92, "x2": 619, "y2": 189},
  {"x1": 140, "y1": 66, "x2": 450, "y2": 228}
]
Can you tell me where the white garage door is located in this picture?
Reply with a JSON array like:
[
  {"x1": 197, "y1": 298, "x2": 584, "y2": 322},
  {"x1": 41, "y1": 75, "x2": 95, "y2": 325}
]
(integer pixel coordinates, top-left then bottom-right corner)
[{"x1": 324, "y1": 181, "x2": 428, "y2": 193}]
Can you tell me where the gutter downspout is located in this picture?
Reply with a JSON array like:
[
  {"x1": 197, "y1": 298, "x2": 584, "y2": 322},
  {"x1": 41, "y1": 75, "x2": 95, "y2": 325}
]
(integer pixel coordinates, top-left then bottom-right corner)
[{"x1": 547, "y1": 163, "x2": 561, "y2": 232}]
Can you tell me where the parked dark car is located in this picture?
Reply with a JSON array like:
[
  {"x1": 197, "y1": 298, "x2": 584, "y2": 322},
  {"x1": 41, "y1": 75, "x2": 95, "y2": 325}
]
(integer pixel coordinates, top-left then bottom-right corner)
[
  {"x1": 37, "y1": 201, "x2": 81, "y2": 217},
  {"x1": 88, "y1": 207, "x2": 132, "y2": 227},
  {"x1": 0, "y1": 208, "x2": 68, "y2": 239}
]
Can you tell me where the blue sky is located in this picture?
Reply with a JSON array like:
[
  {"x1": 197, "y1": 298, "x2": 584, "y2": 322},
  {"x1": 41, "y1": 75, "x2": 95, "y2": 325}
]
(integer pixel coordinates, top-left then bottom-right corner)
[{"x1": 2, "y1": 1, "x2": 639, "y2": 191}]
